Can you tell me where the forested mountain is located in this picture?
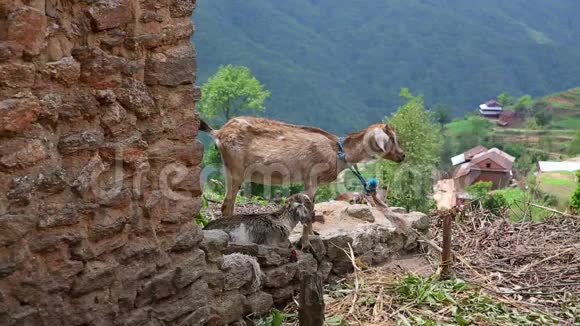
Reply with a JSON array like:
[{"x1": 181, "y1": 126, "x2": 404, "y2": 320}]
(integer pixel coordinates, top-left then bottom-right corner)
[{"x1": 192, "y1": 0, "x2": 580, "y2": 133}]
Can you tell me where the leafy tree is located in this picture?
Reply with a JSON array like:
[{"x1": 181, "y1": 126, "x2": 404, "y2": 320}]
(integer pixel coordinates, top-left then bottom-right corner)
[
  {"x1": 379, "y1": 88, "x2": 443, "y2": 212},
  {"x1": 534, "y1": 109, "x2": 553, "y2": 126},
  {"x1": 568, "y1": 131, "x2": 580, "y2": 155},
  {"x1": 482, "y1": 192, "x2": 508, "y2": 215},
  {"x1": 514, "y1": 95, "x2": 534, "y2": 112},
  {"x1": 453, "y1": 116, "x2": 493, "y2": 153},
  {"x1": 466, "y1": 181, "x2": 492, "y2": 199},
  {"x1": 432, "y1": 104, "x2": 452, "y2": 124},
  {"x1": 198, "y1": 65, "x2": 271, "y2": 123},
  {"x1": 438, "y1": 137, "x2": 455, "y2": 171},
  {"x1": 497, "y1": 92, "x2": 515, "y2": 107}
]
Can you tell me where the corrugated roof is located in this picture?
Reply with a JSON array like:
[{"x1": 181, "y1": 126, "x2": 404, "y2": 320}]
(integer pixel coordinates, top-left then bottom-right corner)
[
  {"x1": 464, "y1": 145, "x2": 488, "y2": 160},
  {"x1": 538, "y1": 161, "x2": 580, "y2": 172},
  {"x1": 470, "y1": 148, "x2": 513, "y2": 171},
  {"x1": 451, "y1": 153, "x2": 466, "y2": 166}
]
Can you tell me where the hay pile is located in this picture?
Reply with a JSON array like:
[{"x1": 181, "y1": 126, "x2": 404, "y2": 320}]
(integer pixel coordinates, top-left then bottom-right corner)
[
  {"x1": 430, "y1": 208, "x2": 580, "y2": 322},
  {"x1": 274, "y1": 208, "x2": 579, "y2": 325}
]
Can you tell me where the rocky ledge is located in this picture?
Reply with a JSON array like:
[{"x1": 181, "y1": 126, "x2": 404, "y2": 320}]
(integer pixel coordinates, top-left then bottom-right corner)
[{"x1": 200, "y1": 201, "x2": 430, "y2": 325}]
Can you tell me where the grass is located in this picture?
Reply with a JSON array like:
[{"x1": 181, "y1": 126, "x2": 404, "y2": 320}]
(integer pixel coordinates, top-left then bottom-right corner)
[
  {"x1": 493, "y1": 188, "x2": 552, "y2": 221},
  {"x1": 537, "y1": 172, "x2": 577, "y2": 208},
  {"x1": 549, "y1": 116, "x2": 580, "y2": 130},
  {"x1": 393, "y1": 274, "x2": 555, "y2": 325}
]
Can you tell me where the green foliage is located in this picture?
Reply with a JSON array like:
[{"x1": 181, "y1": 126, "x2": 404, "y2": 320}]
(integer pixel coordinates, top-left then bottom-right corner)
[
  {"x1": 570, "y1": 171, "x2": 580, "y2": 212},
  {"x1": 254, "y1": 309, "x2": 296, "y2": 326},
  {"x1": 194, "y1": 2, "x2": 580, "y2": 133},
  {"x1": 514, "y1": 94, "x2": 534, "y2": 112},
  {"x1": 568, "y1": 131, "x2": 580, "y2": 155},
  {"x1": 494, "y1": 188, "x2": 552, "y2": 221},
  {"x1": 432, "y1": 104, "x2": 452, "y2": 125},
  {"x1": 195, "y1": 196, "x2": 209, "y2": 227},
  {"x1": 481, "y1": 192, "x2": 508, "y2": 215},
  {"x1": 395, "y1": 274, "x2": 554, "y2": 325},
  {"x1": 198, "y1": 65, "x2": 270, "y2": 124},
  {"x1": 497, "y1": 92, "x2": 515, "y2": 107},
  {"x1": 503, "y1": 143, "x2": 525, "y2": 158},
  {"x1": 534, "y1": 109, "x2": 553, "y2": 126},
  {"x1": 466, "y1": 181, "x2": 492, "y2": 198},
  {"x1": 379, "y1": 89, "x2": 442, "y2": 212},
  {"x1": 447, "y1": 116, "x2": 493, "y2": 153}
]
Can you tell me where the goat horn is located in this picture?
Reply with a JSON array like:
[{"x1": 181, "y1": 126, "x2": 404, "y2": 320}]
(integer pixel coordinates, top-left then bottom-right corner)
[{"x1": 373, "y1": 128, "x2": 390, "y2": 152}]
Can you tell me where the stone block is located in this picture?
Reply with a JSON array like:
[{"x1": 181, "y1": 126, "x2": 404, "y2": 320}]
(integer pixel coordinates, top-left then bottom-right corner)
[
  {"x1": 0, "y1": 138, "x2": 47, "y2": 170},
  {"x1": 88, "y1": 208, "x2": 130, "y2": 241},
  {"x1": 28, "y1": 229, "x2": 84, "y2": 253},
  {"x1": 173, "y1": 250, "x2": 205, "y2": 288},
  {"x1": 263, "y1": 263, "x2": 297, "y2": 288},
  {"x1": 346, "y1": 204, "x2": 375, "y2": 222},
  {"x1": 0, "y1": 63, "x2": 35, "y2": 88},
  {"x1": 72, "y1": 47, "x2": 126, "y2": 89},
  {"x1": 71, "y1": 260, "x2": 117, "y2": 297},
  {"x1": 268, "y1": 285, "x2": 295, "y2": 304},
  {"x1": 170, "y1": 0, "x2": 196, "y2": 17},
  {"x1": 6, "y1": 175, "x2": 36, "y2": 206},
  {"x1": 38, "y1": 203, "x2": 79, "y2": 228},
  {"x1": 221, "y1": 253, "x2": 261, "y2": 291},
  {"x1": 144, "y1": 51, "x2": 195, "y2": 86},
  {"x1": 6, "y1": 6, "x2": 46, "y2": 56},
  {"x1": 87, "y1": 0, "x2": 133, "y2": 31},
  {"x1": 209, "y1": 291, "x2": 245, "y2": 325},
  {"x1": 58, "y1": 131, "x2": 104, "y2": 154},
  {"x1": 152, "y1": 279, "x2": 208, "y2": 322},
  {"x1": 117, "y1": 238, "x2": 158, "y2": 262},
  {"x1": 171, "y1": 223, "x2": 203, "y2": 252},
  {"x1": 244, "y1": 291, "x2": 273, "y2": 316},
  {"x1": 0, "y1": 94, "x2": 42, "y2": 133},
  {"x1": 115, "y1": 78, "x2": 157, "y2": 119},
  {"x1": 0, "y1": 214, "x2": 37, "y2": 247},
  {"x1": 41, "y1": 57, "x2": 81, "y2": 86}
]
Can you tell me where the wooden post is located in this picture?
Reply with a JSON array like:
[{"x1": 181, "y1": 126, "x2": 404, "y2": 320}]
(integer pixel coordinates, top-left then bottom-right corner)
[
  {"x1": 441, "y1": 211, "x2": 453, "y2": 278},
  {"x1": 299, "y1": 271, "x2": 325, "y2": 326}
]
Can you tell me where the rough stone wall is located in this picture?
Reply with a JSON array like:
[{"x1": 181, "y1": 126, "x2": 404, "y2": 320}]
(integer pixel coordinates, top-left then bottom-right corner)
[{"x1": 0, "y1": 0, "x2": 206, "y2": 325}]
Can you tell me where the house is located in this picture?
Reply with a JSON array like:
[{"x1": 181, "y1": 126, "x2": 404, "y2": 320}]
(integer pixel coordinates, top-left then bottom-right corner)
[
  {"x1": 479, "y1": 100, "x2": 503, "y2": 118},
  {"x1": 497, "y1": 110, "x2": 516, "y2": 127},
  {"x1": 538, "y1": 161, "x2": 580, "y2": 173},
  {"x1": 452, "y1": 146, "x2": 515, "y2": 190}
]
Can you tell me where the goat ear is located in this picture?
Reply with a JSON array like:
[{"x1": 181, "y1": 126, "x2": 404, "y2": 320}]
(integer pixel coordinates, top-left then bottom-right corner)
[{"x1": 373, "y1": 128, "x2": 390, "y2": 152}]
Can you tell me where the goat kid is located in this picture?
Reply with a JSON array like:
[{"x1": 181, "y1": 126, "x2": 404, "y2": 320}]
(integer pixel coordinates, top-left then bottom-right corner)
[
  {"x1": 200, "y1": 116, "x2": 405, "y2": 248},
  {"x1": 204, "y1": 193, "x2": 319, "y2": 248}
]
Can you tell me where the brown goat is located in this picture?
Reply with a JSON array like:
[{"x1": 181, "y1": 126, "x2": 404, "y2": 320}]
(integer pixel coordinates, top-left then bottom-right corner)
[{"x1": 200, "y1": 116, "x2": 405, "y2": 248}]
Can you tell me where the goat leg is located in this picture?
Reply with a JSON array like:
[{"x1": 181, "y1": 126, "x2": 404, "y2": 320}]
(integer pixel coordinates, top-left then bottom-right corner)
[{"x1": 301, "y1": 222, "x2": 312, "y2": 251}]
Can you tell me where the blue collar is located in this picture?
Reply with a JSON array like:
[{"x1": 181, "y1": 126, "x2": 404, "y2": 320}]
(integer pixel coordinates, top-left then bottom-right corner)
[{"x1": 337, "y1": 137, "x2": 347, "y2": 162}]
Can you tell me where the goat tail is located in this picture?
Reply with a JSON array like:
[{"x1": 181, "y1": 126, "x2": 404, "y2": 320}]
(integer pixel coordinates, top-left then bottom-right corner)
[{"x1": 199, "y1": 118, "x2": 216, "y2": 136}]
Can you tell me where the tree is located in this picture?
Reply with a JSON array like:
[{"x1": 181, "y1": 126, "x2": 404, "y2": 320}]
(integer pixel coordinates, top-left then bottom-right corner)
[
  {"x1": 568, "y1": 131, "x2": 580, "y2": 155},
  {"x1": 498, "y1": 92, "x2": 515, "y2": 107},
  {"x1": 466, "y1": 181, "x2": 492, "y2": 198},
  {"x1": 514, "y1": 94, "x2": 534, "y2": 112},
  {"x1": 378, "y1": 88, "x2": 443, "y2": 212},
  {"x1": 432, "y1": 104, "x2": 452, "y2": 124},
  {"x1": 534, "y1": 109, "x2": 553, "y2": 126},
  {"x1": 198, "y1": 65, "x2": 271, "y2": 123}
]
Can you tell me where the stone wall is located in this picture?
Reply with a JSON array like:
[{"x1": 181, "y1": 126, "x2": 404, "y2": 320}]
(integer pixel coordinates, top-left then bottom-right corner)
[{"x1": 0, "y1": 0, "x2": 206, "y2": 325}]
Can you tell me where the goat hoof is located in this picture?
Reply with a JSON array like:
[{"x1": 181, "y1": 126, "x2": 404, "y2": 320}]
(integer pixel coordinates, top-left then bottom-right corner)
[{"x1": 301, "y1": 241, "x2": 313, "y2": 252}]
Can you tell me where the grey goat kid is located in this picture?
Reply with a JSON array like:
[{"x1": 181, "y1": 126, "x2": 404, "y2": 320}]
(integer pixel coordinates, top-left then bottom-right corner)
[{"x1": 204, "y1": 193, "x2": 317, "y2": 248}]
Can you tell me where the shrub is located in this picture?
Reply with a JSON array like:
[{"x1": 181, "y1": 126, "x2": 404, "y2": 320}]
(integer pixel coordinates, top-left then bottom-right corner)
[
  {"x1": 570, "y1": 171, "x2": 580, "y2": 213},
  {"x1": 466, "y1": 181, "x2": 493, "y2": 198},
  {"x1": 482, "y1": 192, "x2": 508, "y2": 215}
]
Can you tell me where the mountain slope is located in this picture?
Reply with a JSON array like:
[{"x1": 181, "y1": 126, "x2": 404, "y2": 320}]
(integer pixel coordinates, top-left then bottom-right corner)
[{"x1": 192, "y1": 0, "x2": 580, "y2": 133}]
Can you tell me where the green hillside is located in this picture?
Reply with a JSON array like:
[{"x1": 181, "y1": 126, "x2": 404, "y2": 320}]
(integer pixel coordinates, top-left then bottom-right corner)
[{"x1": 192, "y1": 0, "x2": 580, "y2": 133}]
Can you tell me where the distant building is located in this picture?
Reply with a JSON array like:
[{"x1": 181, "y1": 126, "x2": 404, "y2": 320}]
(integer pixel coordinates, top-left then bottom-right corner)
[
  {"x1": 452, "y1": 146, "x2": 515, "y2": 190},
  {"x1": 479, "y1": 100, "x2": 503, "y2": 118},
  {"x1": 538, "y1": 161, "x2": 580, "y2": 173}
]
